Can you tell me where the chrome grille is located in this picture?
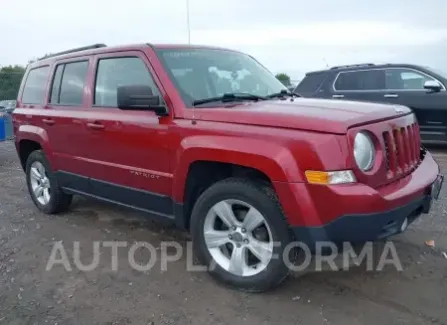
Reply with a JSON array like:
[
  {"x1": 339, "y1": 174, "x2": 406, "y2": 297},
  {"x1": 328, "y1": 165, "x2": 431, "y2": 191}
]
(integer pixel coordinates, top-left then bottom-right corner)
[{"x1": 382, "y1": 122, "x2": 420, "y2": 178}]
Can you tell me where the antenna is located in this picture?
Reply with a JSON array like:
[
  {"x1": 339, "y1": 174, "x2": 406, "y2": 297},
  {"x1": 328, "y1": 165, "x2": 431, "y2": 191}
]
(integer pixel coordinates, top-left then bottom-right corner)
[
  {"x1": 185, "y1": 0, "x2": 196, "y2": 124},
  {"x1": 186, "y1": 0, "x2": 191, "y2": 44}
]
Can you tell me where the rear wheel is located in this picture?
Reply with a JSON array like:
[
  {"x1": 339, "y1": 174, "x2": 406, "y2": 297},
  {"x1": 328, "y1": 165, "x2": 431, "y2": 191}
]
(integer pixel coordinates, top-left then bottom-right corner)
[
  {"x1": 191, "y1": 178, "x2": 292, "y2": 292},
  {"x1": 26, "y1": 150, "x2": 72, "y2": 214}
]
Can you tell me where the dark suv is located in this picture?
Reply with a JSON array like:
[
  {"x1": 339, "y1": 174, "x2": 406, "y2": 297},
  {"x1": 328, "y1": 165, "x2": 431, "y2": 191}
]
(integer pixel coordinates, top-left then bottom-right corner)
[{"x1": 294, "y1": 63, "x2": 447, "y2": 142}]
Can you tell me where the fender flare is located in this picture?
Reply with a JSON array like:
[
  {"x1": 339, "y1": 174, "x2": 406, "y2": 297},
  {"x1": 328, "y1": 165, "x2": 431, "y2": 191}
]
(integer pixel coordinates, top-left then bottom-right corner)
[
  {"x1": 16, "y1": 125, "x2": 53, "y2": 166},
  {"x1": 172, "y1": 135, "x2": 303, "y2": 202}
]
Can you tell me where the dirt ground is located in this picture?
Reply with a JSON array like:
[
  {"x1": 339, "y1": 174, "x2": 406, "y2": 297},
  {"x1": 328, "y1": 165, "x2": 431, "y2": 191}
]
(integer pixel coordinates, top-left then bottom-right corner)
[{"x1": 0, "y1": 140, "x2": 446, "y2": 325}]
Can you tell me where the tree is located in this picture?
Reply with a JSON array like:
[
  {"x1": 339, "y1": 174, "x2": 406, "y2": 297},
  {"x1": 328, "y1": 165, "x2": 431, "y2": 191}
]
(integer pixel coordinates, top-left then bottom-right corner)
[
  {"x1": 0, "y1": 65, "x2": 26, "y2": 100},
  {"x1": 275, "y1": 73, "x2": 291, "y2": 87}
]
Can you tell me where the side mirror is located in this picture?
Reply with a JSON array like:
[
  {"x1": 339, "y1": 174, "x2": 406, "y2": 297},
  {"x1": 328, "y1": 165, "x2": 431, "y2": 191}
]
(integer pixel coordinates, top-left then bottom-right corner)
[
  {"x1": 424, "y1": 80, "x2": 442, "y2": 92},
  {"x1": 117, "y1": 85, "x2": 168, "y2": 116}
]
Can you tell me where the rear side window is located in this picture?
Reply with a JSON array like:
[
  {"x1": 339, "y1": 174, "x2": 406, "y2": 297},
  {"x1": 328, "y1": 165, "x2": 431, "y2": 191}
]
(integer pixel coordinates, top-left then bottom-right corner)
[
  {"x1": 334, "y1": 70, "x2": 385, "y2": 91},
  {"x1": 21, "y1": 66, "x2": 50, "y2": 104},
  {"x1": 50, "y1": 65, "x2": 64, "y2": 103},
  {"x1": 295, "y1": 73, "x2": 326, "y2": 94},
  {"x1": 50, "y1": 61, "x2": 89, "y2": 106},
  {"x1": 94, "y1": 57, "x2": 161, "y2": 107}
]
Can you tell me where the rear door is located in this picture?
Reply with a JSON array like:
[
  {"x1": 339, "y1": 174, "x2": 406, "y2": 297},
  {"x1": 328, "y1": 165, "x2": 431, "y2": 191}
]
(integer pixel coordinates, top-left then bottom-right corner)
[
  {"x1": 45, "y1": 58, "x2": 93, "y2": 193},
  {"x1": 383, "y1": 68, "x2": 447, "y2": 140},
  {"x1": 331, "y1": 69, "x2": 386, "y2": 102}
]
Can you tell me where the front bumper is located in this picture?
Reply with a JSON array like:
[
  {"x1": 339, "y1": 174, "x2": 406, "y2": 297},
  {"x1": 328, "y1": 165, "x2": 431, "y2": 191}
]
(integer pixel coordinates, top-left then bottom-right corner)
[
  {"x1": 291, "y1": 191, "x2": 437, "y2": 249},
  {"x1": 273, "y1": 149, "x2": 442, "y2": 249}
]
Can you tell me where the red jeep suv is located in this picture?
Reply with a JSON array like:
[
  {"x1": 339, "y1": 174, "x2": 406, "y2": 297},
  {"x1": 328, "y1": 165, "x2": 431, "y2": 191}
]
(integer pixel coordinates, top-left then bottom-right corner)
[{"x1": 13, "y1": 43, "x2": 443, "y2": 292}]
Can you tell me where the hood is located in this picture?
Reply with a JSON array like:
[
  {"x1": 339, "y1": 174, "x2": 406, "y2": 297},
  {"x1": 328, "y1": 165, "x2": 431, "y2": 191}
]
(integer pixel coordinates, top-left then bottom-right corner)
[{"x1": 193, "y1": 98, "x2": 412, "y2": 134}]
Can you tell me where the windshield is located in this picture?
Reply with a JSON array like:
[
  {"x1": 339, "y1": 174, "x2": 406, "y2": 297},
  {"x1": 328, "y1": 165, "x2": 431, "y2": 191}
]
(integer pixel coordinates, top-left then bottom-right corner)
[{"x1": 156, "y1": 48, "x2": 288, "y2": 107}]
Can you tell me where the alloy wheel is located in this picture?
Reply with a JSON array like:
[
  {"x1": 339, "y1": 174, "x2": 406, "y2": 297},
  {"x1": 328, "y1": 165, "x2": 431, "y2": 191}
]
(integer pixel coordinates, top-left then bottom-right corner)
[
  {"x1": 29, "y1": 161, "x2": 51, "y2": 205},
  {"x1": 203, "y1": 199, "x2": 274, "y2": 277}
]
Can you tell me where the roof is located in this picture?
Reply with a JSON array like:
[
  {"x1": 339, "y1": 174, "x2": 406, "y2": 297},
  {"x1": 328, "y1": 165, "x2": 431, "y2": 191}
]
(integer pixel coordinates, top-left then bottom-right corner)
[
  {"x1": 306, "y1": 63, "x2": 425, "y2": 75},
  {"x1": 152, "y1": 43, "x2": 242, "y2": 52},
  {"x1": 30, "y1": 43, "x2": 242, "y2": 68}
]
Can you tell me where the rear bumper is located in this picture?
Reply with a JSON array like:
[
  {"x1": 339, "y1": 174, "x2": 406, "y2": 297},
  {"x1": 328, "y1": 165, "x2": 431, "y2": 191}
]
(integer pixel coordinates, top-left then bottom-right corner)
[{"x1": 273, "y1": 149, "x2": 442, "y2": 248}]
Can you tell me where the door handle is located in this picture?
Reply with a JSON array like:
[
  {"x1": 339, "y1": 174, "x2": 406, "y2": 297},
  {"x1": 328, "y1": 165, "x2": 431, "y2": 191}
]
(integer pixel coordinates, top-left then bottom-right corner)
[
  {"x1": 332, "y1": 94, "x2": 344, "y2": 98},
  {"x1": 42, "y1": 118, "x2": 55, "y2": 125},
  {"x1": 86, "y1": 122, "x2": 105, "y2": 130},
  {"x1": 384, "y1": 94, "x2": 399, "y2": 98}
]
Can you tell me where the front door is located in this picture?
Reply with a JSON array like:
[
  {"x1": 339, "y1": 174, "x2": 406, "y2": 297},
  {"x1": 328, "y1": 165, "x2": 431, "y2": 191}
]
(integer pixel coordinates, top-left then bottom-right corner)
[
  {"x1": 83, "y1": 52, "x2": 174, "y2": 218},
  {"x1": 382, "y1": 68, "x2": 447, "y2": 141}
]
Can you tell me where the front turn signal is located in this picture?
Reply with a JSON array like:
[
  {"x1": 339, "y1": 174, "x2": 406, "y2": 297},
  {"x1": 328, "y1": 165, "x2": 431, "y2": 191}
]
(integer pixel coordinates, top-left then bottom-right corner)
[{"x1": 305, "y1": 170, "x2": 356, "y2": 185}]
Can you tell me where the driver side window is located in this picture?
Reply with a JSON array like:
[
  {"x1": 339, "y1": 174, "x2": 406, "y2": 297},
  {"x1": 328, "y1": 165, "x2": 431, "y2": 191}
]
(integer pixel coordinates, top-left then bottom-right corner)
[
  {"x1": 94, "y1": 57, "x2": 161, "y2": 107},
  {"x1": 385, "y1": 69, "x2": 436, "y2": 90}
]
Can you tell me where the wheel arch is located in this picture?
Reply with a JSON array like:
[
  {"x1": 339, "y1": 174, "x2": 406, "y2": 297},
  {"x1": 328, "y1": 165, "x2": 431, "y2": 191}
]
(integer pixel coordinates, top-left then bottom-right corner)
[
  {"x1": 16, "y1": 125, "x2": 53, "y2": 171},
  {"x1": 172, "y1": 136, "x2": 303, "y2": 229}
]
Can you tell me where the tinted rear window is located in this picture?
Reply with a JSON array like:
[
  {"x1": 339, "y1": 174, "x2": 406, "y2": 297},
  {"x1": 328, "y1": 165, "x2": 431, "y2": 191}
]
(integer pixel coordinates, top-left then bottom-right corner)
[
  {"x1": 50, "y1": 65, "x2": 64, "y2": 104},
  {"x1": 49, "y1": 61, "x2": 89, "y2": 106},
  {"x1": 58, "y1": 61, "x2": 89, "y2": 105},
  {"x1": 334, "y1": 70, "x2": 385, "y2": 91},
  {"x1": 295, "y1": 73, "x2": 326, "y2": 94},
  {"x1": 21, "y1": 66, "x2": 50, "y2": 104}
]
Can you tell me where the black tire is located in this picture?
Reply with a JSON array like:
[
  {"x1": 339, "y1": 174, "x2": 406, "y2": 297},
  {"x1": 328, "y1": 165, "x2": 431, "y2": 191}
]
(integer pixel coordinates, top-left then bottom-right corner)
[
  {"x1": 190, "y1": 178, "x2": 292, "y2": 292},
  {"x1": 25, "y1": 150, "x2": 72, "y2": 214}
]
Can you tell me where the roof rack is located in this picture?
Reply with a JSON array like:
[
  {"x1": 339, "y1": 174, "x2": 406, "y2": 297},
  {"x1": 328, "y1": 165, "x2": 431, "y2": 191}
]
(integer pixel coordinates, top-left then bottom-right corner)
[
  {"x1": 37, "y1": 43, "x2": 107, "y2": 60},
  {"x1": 330, "y1": 63, "x2": 375, "y2": 70}
]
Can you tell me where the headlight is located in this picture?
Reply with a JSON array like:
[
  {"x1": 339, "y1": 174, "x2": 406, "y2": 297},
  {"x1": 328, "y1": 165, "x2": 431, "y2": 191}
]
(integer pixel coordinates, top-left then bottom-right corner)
[{"x1": 354, "y1": 132, "x2": 375, "y2": 171}]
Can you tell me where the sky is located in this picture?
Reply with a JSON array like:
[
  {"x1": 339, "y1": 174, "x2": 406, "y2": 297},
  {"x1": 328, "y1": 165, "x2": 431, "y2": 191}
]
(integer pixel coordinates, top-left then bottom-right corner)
[{"x1": 1, "y1": 0, "x2": 446, "y2": 81}]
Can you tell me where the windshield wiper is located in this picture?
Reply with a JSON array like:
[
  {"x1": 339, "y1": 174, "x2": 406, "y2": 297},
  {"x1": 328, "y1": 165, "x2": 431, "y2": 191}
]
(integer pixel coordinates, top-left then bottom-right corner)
[
  {"x1": 266, "y1": 89, "x2": 300, "y2": 99},
  {"x1": 193, "y1": 93, "x2": 267, "y2": 106}
]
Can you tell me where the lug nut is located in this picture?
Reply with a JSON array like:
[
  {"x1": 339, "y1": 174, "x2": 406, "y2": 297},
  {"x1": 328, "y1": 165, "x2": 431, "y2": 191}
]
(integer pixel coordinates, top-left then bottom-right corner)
[
  {"x1": 232, "y1": 226, "x2": 237, "y2": 231},
  {"x1": 243, "y1": 239, "x2": 249, "y2": 244},
  {"x1": 228, "y1": 235, "x2": 233, "y2": 240},
  {"x1": 241, "y1": 228, "x2": 246, "y2": 233}
]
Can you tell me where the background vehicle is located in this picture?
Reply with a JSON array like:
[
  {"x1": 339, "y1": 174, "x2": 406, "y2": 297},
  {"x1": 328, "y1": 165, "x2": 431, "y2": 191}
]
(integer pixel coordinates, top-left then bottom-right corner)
[
  {"x1": 12, "y1": 44, "x2": 442, "y2": 292},
  {"x1": 294, "y1": 63, "x2": 447, "y2": 142},
  {"x1": 0, "y1": 100, "x2": 17, "y2": 114}
]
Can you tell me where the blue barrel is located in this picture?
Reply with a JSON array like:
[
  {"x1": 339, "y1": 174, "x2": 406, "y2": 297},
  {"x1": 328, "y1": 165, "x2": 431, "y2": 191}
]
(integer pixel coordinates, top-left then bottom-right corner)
[
  {"x1": 0, "y1": 114, "x2": 5, "y2": 141},
  {"x1": 4, "y1": 113, "x2": 12, "y2": 139}
]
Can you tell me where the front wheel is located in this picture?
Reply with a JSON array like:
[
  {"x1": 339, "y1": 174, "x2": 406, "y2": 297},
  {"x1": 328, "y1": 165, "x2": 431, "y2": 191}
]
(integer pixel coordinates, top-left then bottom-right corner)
[{"x1": 190, "y1": 178, "x2": 293, "y2": 292}]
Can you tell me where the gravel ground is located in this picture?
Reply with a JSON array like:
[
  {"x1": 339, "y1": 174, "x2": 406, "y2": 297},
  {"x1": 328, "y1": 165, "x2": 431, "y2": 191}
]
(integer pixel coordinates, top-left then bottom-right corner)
[{"x1": 0, "y1": 140, "x2": 446, "y2": 325}]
